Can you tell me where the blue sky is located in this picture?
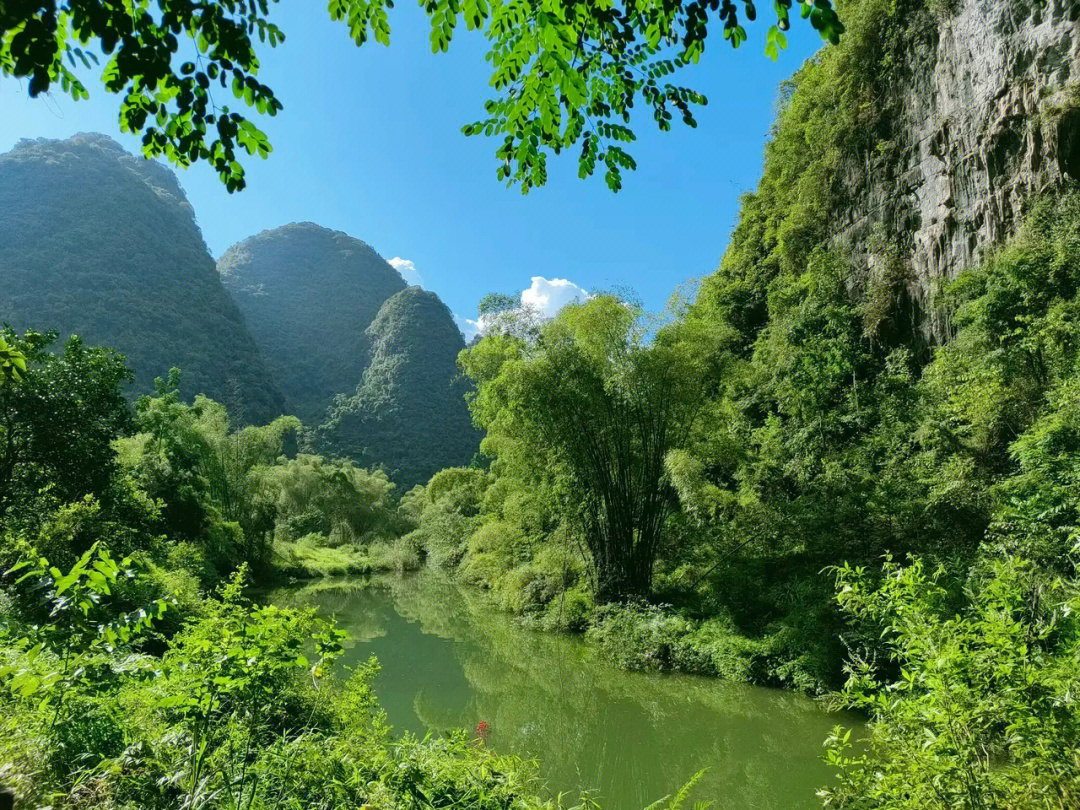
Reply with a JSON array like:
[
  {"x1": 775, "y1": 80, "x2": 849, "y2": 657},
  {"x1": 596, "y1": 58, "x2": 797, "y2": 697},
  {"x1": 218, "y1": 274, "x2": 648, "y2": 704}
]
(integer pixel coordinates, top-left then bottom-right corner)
[{"x1": 0, "y1": 7, "x2": 821, "y2": 337}]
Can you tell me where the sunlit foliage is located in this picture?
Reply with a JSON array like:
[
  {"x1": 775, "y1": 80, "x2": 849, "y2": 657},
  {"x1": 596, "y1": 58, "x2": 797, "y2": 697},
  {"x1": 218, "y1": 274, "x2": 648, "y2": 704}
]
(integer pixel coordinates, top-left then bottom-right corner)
[{"x1": 3, "y1": 0, "x2": 843, "y2": 190}]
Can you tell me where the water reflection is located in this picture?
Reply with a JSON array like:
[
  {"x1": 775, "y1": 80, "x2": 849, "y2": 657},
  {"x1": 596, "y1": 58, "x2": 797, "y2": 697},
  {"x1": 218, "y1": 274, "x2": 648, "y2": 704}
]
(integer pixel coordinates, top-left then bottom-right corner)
[{"x1": 275, "y1": 572, "x2": 852, "y2": 810}]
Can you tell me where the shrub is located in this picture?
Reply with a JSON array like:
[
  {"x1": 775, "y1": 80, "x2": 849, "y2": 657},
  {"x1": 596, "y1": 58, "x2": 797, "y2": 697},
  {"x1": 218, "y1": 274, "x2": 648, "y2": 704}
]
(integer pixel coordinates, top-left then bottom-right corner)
[
  {"x1": 588, "y1": 602, "x2": 704, "y2": 672},
  {"x1": 539, "y1": 584, "x2": 594, "y2": 632},
  {"x1": 366, "y1": 538, "x2": 422, "y2": 574},
  {"x1": 272, "y1": 533, "x2": 370, "y2": 578},
  {"x1": 0, "y1": 553, "x2": 591, "y2": 810},
  {"x1": 823, "y1": 554, "x2": 1080, "y2": 809}
]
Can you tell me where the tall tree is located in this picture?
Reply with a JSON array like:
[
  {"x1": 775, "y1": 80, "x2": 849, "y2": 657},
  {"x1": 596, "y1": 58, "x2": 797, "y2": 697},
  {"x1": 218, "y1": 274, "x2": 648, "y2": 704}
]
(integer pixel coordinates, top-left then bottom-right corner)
[
  {"x1": 0, "y1": 329, "x2": 132, "y2": 519},
  {"x1": 2, "y1": 0, "x2": 842, "y2": 190},
  {"x1": 117, "y1": 369, "x2": 301, "y2": 557},
  {"x1": 461, "y1": 295, "x2": 709, "y2": 600}
]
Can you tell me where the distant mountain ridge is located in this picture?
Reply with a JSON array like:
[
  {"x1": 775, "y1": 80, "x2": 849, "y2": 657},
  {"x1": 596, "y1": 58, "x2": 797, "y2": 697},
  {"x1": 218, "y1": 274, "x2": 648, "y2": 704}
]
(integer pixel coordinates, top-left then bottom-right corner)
[
  {"x1": 217, "y1": 223, "x2": 407, "y2": 425},
  {"x1": 0, "y1": 133, "x2": 285, "y2": 423},
  {"x1": 218, "y1": 222, "x2": 480, "y2": 487},
  {"x1": 0, "y1": 133, "x2": 479, "y2": 484}
]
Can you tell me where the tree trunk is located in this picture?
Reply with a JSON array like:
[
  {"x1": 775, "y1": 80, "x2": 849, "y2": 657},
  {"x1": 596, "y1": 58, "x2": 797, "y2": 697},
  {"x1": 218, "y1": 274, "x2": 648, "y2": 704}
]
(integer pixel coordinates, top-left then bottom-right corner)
[{"x1": 593, "y1": 536, "x2": 655, "y2": 603}]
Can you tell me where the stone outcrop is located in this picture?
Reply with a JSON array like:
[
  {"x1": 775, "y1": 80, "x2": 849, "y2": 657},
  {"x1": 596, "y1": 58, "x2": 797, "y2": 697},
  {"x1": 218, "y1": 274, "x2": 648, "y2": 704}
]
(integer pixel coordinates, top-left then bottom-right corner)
[{"x1": 836, "y1": 0, "x2": 1080, "y2": 328}]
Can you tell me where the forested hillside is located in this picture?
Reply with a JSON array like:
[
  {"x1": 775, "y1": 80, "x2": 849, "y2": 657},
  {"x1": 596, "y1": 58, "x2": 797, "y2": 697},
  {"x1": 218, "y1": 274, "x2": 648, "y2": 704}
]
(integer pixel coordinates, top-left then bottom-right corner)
[
  {"x1": 324, "y1": 286, "x2": 481, "y2": 488},
  {"x1": 0, "y1": 134, "x2": 285, "y2": 423},
  {"x1": 4, "y1": 0, "x2": 1080, "y2": 808},
  {"x1": 218, "y1": 223, "x2": 407, "y2": 424},
  {"x1": 408, "y1": 0, "x2": 1080, "y2": 685},
  {"x1": 0, "y1": 143, "x2": 479, "y2": 482},
  {"x1": 220, "y1": 224, "x2": 480, "y2": 485}
]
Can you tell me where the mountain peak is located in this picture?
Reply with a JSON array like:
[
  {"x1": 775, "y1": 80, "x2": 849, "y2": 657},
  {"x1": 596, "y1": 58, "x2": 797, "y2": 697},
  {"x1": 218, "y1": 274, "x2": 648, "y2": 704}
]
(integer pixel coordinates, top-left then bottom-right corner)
[
  {"x1": 218, "y1": 223, "x2": 407, "y2": 425},
  {"x1": 0, "y1": 134, "x2": 284, "y2": 422}
]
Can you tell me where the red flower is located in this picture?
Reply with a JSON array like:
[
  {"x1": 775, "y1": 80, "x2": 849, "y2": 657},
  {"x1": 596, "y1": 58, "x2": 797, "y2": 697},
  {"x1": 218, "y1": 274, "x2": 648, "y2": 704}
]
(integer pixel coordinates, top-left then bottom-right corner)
[{"x1": 475, "y1": 720, "x2": 490, "y2": 739}]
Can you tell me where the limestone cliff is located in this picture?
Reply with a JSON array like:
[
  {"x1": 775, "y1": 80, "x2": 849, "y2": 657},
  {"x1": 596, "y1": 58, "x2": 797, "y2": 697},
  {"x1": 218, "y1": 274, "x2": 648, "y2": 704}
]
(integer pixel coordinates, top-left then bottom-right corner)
[
  {"x1": 835, "y1": 0, "x2": 1080, "y2": 321},
  {"x1": 708, "y1": 0, "x2": 1080, "y2": 348}
]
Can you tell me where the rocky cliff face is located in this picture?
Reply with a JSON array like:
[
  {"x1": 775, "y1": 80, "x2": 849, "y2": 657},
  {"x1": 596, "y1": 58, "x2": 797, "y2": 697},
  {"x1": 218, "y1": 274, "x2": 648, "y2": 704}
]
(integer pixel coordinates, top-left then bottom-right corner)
[{"x1": 836, "y1": 0, "x2": 1080, "y2": 324}]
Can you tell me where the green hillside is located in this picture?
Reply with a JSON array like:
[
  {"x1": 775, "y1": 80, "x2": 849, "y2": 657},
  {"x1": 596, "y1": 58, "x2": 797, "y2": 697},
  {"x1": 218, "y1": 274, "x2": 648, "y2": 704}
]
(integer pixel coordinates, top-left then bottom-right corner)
[
  {"x1": 0, "y1": 133, "x2": 284, "y2": 423},
  {"x1": 218, "y1": 223, "x2": 407, "y2": 424},
  {"x1": 323, "y1": 286, "x2": 481, "y2": 488}
]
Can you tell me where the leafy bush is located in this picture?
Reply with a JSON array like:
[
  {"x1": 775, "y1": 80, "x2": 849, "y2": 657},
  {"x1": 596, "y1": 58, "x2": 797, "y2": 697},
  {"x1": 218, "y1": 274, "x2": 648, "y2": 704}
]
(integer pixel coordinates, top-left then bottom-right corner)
[
  {"x1": 824, "y1": 554, "x2": 1080, "y2": 809},
  {"x1": 538, "y1": 584, "x2": 594, "y2": 633},
  {"x1": 587, "y1": 603, "x2": 705, "y2": 672},
  {"x1": 0, "y1": 329, "x2": 132, "y2": 525},
  {"x1": 0, "y1": 554, "x2": 593, "y2": 810},
  {"x1": 365, "y1": 538, "x2": 423, "y2": 574},
  {"x1": 272, "y1": 534, "x2": 423, "y2": 579},
  {"x1": 272, "y1": 533, "x2": 371, "y2": 578}
]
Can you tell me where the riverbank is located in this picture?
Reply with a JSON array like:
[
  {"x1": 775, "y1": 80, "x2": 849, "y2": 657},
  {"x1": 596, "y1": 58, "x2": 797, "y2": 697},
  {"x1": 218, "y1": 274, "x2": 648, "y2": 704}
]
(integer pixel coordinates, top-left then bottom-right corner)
[
  {"x1": 271, "y1": 541, "x2": 839, "y2": 695},
  {"x1": 270, "y1": 534, "x2": 422, "y2": 578},
  {"x1": 272, "y1": 569, "x2": 854, "y2": 810}
]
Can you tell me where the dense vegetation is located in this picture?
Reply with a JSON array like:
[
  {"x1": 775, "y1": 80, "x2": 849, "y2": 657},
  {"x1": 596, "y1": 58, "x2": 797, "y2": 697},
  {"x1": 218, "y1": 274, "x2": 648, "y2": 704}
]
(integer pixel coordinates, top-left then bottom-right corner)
[
  {"x1": 323, "y1": 287, "x2": 481, "y2": 489},
  {"x1": 389, "y1": 0, "x2": 1080, "y2": 802},
  {"x1": 0, "y1": 328, "x2": 618, "y2": 809},
  {"x1": 0, "y1": 133, "x2": 285, "y2": 423},
  {"x1": 0, "y1": 326, "x2": 419, "y2": 583},
  {"x1": 394, "y1": 179, "x2": 1080, "y2": 810},
  {"x1": 5, "y1": 1, "x2": 1080, "y2": 807},
  {"x1": 218, "y1": 223, "x2": 408, "y2": 426},
  {"x1": 404, "y1": 0, "x2": 1080, "y2": 683}
]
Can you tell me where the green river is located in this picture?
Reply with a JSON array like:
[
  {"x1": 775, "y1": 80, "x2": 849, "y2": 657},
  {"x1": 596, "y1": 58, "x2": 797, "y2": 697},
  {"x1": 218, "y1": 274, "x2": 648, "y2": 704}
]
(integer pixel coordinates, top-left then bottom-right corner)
[{"x1": 276, "y1": 571, "x2": 855, "y2": 810}]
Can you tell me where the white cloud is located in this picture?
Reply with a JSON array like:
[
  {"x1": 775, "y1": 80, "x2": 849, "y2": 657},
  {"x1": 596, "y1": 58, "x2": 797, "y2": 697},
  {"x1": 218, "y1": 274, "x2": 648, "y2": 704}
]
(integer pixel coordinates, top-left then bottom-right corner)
[
  {"x1": 520, "y1": 276, "x2": 588, "y2": 318},
  {"x1": 388, "y1": 257, "x2": 423, "y2": 287},
  {"x1": 455, "y1": 314, "x2": 482, "y2": 342},
  {"x1": 462, "y1": 276, "x2": 589, "y2": 341}
]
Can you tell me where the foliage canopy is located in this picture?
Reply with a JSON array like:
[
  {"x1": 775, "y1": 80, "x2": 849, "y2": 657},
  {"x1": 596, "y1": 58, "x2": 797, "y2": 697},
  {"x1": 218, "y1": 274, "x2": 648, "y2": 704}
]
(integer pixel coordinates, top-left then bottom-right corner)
[
  {"x1": 2, "y1": 0, "x2": 842, "y2": 190},
  {"x1": 461, "y1": 295, "x2": 711, "y2": 600}
]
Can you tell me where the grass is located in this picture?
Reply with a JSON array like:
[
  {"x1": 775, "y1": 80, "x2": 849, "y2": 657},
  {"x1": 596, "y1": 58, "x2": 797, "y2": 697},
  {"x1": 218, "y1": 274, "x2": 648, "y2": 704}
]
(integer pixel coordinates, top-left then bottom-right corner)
[{"x1": 272, "y1": 533, "x2": 421, "y2": 579}]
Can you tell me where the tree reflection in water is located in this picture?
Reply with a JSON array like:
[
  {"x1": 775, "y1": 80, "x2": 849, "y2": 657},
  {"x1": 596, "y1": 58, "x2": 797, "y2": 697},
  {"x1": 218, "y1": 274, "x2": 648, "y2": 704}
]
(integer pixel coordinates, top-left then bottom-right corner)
[{"x1": 275, "y1": 571, "x2": 857, "y2": 810}]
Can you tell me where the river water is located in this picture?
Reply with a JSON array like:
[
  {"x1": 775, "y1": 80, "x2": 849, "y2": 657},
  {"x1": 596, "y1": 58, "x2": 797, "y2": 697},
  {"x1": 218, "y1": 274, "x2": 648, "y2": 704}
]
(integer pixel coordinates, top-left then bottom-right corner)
[{"x1": 275, "y1": 571, "x2": 853, "y2": 810}]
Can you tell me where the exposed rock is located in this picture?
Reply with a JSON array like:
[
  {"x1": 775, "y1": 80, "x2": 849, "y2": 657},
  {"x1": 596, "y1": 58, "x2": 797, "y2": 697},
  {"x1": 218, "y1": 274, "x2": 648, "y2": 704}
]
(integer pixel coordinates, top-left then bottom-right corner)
[{"x1": 835, "y1": 0, "x2": 1080, "y2": 331}]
